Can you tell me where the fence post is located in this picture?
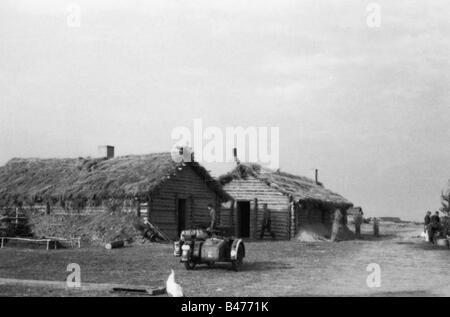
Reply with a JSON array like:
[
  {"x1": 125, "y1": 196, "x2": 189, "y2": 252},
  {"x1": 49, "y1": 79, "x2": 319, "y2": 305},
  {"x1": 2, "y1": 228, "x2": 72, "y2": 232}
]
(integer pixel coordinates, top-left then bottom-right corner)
[
  {"x1": 136, "y1": 198, "x2": 141, "y2": 218},
  {"x1": 15, "y1": 207, "x2": 19, "y2": 229},
  {"x1": 290, "y1": 200, "x2": 296, "y2": 239}
]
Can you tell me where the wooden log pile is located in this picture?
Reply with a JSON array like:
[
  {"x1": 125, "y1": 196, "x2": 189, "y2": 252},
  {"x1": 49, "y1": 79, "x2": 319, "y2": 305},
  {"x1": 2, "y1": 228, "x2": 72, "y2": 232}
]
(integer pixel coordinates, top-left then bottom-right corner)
[{"x1": 105, "y1": 240, "x2": 125, "y2": 249}]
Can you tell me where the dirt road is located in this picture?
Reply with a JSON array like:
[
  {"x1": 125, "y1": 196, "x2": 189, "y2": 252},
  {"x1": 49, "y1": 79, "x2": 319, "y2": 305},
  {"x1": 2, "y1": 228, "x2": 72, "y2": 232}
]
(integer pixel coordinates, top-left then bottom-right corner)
[{"x1": 0, "y1": 222, "x2": 449, "y2": 296}]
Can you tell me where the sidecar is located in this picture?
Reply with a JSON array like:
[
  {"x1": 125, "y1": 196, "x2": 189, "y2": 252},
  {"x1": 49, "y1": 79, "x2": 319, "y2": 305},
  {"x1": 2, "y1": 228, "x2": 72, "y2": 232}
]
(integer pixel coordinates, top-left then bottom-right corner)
[{"x1": 173, "y1": 229, "x2": 245, "y2": 271}]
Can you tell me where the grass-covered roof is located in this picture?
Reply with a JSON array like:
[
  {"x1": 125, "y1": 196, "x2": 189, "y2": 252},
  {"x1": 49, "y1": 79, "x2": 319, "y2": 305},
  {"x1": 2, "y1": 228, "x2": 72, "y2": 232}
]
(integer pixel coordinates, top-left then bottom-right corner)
[
  {"x1": 0, "y1": 153, "x2": 230, "y2": 204},
  {"x1": 219, "y1": 163, "x2": 352, "y2": 208}
]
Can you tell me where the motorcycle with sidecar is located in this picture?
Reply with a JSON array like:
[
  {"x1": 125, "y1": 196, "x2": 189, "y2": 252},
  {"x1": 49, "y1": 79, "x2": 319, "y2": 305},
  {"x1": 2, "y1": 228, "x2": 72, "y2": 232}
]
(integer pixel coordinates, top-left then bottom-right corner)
[{"x1": 173, "y1": 229, "x2": 245, "y2": 271}]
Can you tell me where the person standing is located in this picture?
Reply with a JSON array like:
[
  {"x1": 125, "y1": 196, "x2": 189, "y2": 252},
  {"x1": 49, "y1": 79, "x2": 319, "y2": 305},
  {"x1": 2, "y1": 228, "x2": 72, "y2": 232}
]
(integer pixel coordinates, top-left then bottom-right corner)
[
  {"x1": 373, "y1": 217, "x2": 380, "y2": 237},
  {"x1": 428, "y1": 211, "x2": 441, "y2": 243},
  {"x1": 424, "y1": 211, "x2": 431, "y2": 231},
  {"x1": 424, "y1": 211, "x2": 431, "y2": 241},
  {"x1": 354, "y1": 208, "x2": 363, "y2": 239},
  {"x1": 431, "y1": 211, "x2": 440, "y2": 225},
  {"x1": 206, "y1": 204, "x2": 216, "y2": 232},
  {"x1": 260, "y1": 204, "x2": 275, "y2": 240}
]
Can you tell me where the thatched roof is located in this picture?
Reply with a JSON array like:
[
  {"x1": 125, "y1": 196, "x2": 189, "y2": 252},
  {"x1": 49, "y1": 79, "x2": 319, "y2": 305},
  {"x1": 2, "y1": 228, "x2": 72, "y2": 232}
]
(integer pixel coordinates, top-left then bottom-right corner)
[
  {"x1": 0, "y1": 153, "x2": 230, "y2": 204},
  {"x1": 219, "y1": 163, "x2": 352, "y2": 208}
]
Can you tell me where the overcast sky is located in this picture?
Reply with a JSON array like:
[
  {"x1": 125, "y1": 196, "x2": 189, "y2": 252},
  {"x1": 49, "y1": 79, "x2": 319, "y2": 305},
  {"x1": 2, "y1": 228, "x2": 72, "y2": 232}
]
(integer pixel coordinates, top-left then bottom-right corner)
[{"x1": 1, "y1": 0, "x2": 450, "y2": 220}]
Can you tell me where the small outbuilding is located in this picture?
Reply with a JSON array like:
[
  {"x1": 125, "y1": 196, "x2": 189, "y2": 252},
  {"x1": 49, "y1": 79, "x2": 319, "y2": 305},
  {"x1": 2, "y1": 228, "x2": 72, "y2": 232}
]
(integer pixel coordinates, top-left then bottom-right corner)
[{"x1": 347, "y1": 207, "x2": 364, "y2": 224}]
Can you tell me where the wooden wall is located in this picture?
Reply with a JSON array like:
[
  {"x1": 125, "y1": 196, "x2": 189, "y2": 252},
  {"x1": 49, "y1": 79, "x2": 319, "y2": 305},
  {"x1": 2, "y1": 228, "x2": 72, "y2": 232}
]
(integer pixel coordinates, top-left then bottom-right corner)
[
  {"x1": 295, "y1": 203, "x2": 331, "y2": 227},
  {"x1": 220, "y1": 177, "x2": 345, "y2": 240},
  {"x1": 23, "y1": 199, "x2": 139, "y2": 216},
  {"x1": 12, "y1": 203, "x2": 110, "y2": 216},
  {"x1": 220, "y1": 177, "x2": 291, "y2": 240},
  {"x1": 149, "y1": 166, "x2": 219, "y2": 240}
]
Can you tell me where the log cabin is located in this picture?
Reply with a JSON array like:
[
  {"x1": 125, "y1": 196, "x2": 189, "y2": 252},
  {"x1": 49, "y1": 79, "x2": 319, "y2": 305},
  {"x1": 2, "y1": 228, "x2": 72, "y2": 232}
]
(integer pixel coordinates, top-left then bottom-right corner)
[
  {"x1": 218, "y1": 163, "x2": 353, "y2": 240},
  {"x1": 0, "y1": 149, "x2": 230, "y2": 240}
]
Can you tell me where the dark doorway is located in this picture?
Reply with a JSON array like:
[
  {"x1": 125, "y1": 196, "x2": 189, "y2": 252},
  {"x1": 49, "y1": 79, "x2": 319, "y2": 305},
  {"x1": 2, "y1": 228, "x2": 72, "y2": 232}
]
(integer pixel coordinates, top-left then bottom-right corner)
[
  {"x1": 321, "y1": 210, "x2": 326, "y2": 224},
  {"x1": 237, "y1": 201, "x2": 251, "y2": 238},
  {"x1": 177, "y1": 199, "x2": 187, "y2": 236}
]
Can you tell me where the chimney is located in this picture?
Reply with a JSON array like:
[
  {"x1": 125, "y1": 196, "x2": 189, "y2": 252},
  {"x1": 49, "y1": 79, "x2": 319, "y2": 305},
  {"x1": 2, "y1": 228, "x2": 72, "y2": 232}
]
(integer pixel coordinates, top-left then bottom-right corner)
[
  {"x1": 233, "y1": 148, "x2": 240, "y2": 165},
  {"x1": 98, "y1": 145, "x2": 115, "y2": 159},
  {"x1": 181, "y1": 146, "x2": 194, "y2": 162},
  {"x1": 315, "y1": 169, "x2": 319, "y2": 184}
]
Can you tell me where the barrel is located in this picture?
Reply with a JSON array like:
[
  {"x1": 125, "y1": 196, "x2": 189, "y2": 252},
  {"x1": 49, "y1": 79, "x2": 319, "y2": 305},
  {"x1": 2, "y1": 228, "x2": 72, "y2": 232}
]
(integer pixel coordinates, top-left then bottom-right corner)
[{"x1": 105, "y1": 240, "x2": 125, "y2": 250}]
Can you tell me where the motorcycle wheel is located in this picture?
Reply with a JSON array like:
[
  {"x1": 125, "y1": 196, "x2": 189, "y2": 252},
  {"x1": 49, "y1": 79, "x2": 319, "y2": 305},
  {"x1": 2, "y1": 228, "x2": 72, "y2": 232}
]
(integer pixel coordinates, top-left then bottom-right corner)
[
  {"x1": 231, "y1": 246, "x2": 244, "y2": 272},
  {"x1": 184, "y1": 260, "x2": 196, "y2": 270}
]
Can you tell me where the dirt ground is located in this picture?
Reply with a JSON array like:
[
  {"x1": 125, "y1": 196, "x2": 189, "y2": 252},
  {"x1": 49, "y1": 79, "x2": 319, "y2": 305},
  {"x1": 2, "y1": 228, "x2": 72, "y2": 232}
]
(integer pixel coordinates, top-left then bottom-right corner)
[{"x1": 0, "y1": 222, "x2": 449, "y2": 297}]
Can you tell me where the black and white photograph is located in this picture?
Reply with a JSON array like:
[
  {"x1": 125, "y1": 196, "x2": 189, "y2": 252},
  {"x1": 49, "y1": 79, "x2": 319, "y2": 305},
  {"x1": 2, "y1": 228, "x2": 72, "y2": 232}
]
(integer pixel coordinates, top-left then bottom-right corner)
[{"x1": 0, "y1": 0, "x2": 450, "y2": 302}]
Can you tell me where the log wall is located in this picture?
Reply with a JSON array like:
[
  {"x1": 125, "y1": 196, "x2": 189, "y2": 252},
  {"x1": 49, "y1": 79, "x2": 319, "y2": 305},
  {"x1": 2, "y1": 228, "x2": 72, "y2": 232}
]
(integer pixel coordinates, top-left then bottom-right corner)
[
  {"x1": 221, "y1": 177, "x2": 291, "y2": 240},
  {"x1": 149, "y1": 166, "x2": 219, "y2": 239}
]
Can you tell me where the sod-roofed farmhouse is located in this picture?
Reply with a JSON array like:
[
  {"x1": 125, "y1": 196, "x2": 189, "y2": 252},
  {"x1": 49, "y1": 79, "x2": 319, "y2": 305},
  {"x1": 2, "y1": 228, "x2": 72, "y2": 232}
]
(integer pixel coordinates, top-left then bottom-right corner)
[
  {"x1": 218, "y1": 164, "x2": 353, "y2": 240},
  {"x1": 0, "y1": 151, "x2": 230, "y2": 240}
]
